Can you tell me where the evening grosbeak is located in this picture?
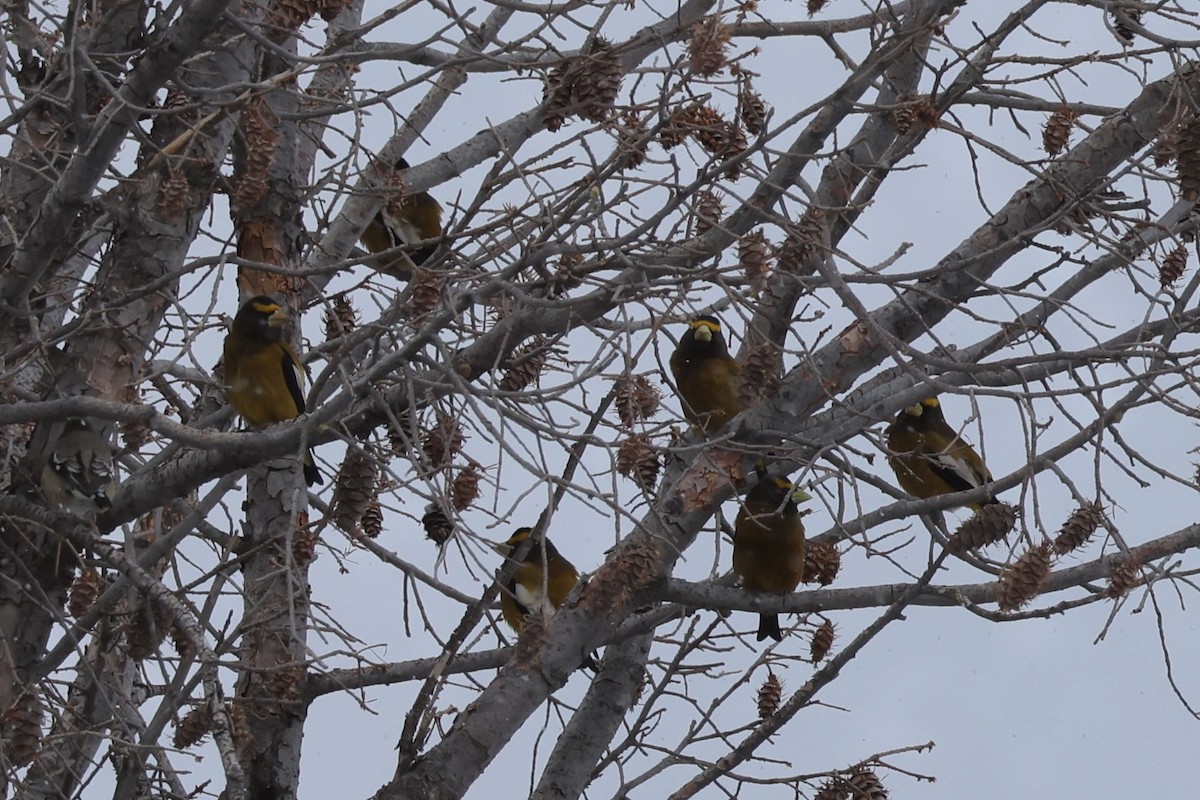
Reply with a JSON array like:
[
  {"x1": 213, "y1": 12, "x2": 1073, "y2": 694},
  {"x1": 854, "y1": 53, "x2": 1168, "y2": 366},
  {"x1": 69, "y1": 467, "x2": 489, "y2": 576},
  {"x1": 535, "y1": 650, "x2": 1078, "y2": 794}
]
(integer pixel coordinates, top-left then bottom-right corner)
[
  {"x1": 40, "y1": 419, "x2": 116, "y2": 518},
  {"x1": 733, "y1": 473, "x2": 810, "y2": 642},
  {"x1": 359, "y1": 157, "x2": 443, "y2": 278},
  {"x1": 494, "y1": 527, "x2": 596, "y2": 668},
  {"x1": 223, "y1": 296, "x2": 322, "y2": 486},
  {"x1": 885, "y1": 396, "x2": 995, "y2": 511},
  {"x1": 669, "y1": 315, "x2": 742, "y2": 434}
]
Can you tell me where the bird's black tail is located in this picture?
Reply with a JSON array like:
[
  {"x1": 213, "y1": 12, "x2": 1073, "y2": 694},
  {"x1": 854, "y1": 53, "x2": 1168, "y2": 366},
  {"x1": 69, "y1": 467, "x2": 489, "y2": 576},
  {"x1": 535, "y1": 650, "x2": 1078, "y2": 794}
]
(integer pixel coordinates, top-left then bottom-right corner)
[
  {"x1": 304, "y1": 450, "x2": 323, "y2": 486},
  {"x1": 757, "y1": 613, "x2": 783, "y2": 642}
]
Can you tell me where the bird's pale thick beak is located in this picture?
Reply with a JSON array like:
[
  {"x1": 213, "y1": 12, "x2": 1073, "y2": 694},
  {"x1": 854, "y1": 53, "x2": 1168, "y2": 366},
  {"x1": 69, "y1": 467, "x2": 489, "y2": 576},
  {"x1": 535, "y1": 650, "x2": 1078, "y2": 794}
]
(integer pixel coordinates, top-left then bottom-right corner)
[
  {"x1": 268, "y1": 308, "x2": 290, "y2": 328},
  {"x1": 791, "y1": 488, "x2": 812, "y2": 504},
  {"x1": 693, "y1": 324, "x2": 714, "y2": 342}
]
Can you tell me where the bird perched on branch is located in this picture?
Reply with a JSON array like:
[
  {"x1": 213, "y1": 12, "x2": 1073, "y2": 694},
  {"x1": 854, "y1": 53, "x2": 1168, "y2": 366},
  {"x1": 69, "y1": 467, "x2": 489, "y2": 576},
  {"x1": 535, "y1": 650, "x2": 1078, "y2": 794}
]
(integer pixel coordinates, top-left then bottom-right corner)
[
  {"x1": 885, "y1": 396, "x2": 995, "y2": 511},
  {"x1": 733, "y1": 472, "x2": 810, "y2": 642},
  {"x1": 359, "y1": 156, "x2": 443, "y2": 278},
  {"x1": 223, "y1": 295, "x2": 322, "y2": 486},
  {"x1": 669, "y1": 315, "x2": 742, "y2": 434},
  {"x1": 40, "y1": 419, "x2": 116, "y2": 518},
  {"x1": 494, "y1": 527, "x2": 596, "y2": 667}
]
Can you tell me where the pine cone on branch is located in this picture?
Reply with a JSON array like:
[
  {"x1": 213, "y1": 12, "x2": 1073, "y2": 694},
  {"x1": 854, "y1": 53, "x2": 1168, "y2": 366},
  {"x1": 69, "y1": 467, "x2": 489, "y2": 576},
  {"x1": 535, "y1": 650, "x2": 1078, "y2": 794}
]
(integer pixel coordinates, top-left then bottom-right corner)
[
  {"x1": 996, "y1": 541, "x2": 1053, "y2": 612},
  {"x1": 617, "y1": 434, "x2": 660, "y2": 489},
  {"x1": 810, "y1": 618, "x2": 835, "y2": 662},
  {"x1": 1176, "y1": 117, "x2": 1200, "y2": 202},
  {"x1": 757, "y1": 671, "x2": 782, "y2": 718},
  {"x1": 688, "y1": 15, "x2": 731, "y2": 77},
  {"x1": 692, "y1": 191, "x2": 724, "y2": 237},
  {"x1": 1052, "y1": 502, "x2": 1104, "y2": 555},
  {"x1": 1159, "y1": 245, "x2": 1188, "y2": 287},
  {"x1": 803, "y1": 540, "x2": 841, "y2": 586},
  {"x1": 1042, "y1": 107, "x2": 1077, "y2": 156},
  {"x1": 947, "y1": 502, "x2": 1018, "y2": 553}
]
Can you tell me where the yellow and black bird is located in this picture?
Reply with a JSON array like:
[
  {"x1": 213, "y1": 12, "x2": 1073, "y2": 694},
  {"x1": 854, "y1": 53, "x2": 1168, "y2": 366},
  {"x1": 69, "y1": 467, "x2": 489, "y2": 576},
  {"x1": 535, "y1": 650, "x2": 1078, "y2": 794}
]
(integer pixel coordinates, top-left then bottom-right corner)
[
  {"x1": 40, "y1": 419, "x2": 116, "y2": 518},
  {"x1": 223, "y1": 295, "x2": 322, "y2": 486},
  {"x1": 494, "y1": 527, "x2": 596, "y2": 667},
  {"x1": 669, "y1": 315, "x2": 742, "y2": 434},
  {"x1": 360, "y1": 157, "x2": 443, "y2": 278},
  {"x1": 733, "y1": 473, "x2": 809, "y2": 642},
  {"x1": 885, "y1": 396, "x2": 995, "y2": 511},
  {"x1": 494, "y1": 527, "x2": 582, "y2": 631}
]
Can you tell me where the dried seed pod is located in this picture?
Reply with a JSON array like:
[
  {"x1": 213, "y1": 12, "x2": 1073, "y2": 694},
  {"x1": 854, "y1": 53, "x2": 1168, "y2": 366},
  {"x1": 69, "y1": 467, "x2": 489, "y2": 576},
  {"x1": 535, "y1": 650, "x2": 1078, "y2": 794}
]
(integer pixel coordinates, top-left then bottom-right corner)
[
  {"x1": 231, "y1": 99, "x2": 278, "y2": 212},
  {"x1": 614, "y1": 374, "x2": 662, "y2": 427},
  {"x1": 891, "y1": 96, "x2": 916, "y2": 135},
  {"x1": 451, "y1": 465, "x2": 483, "y2": 511},
  {"x1": 739, "y1": 229, "x2": 773, "y2": 292},
  {"x1": 332, "y1": 447, "x2": 377, "y2": 533},
  {"x1": 810, "y1": 618, "x2": 835, "y2": 662},
  {"x1": 807, "y1": 0, "x2": 829, "y2": 15},
  {"x1": 1159, "y1": 245, "x2": 1188, "y2": 287},
  {"x1": 4, "y1": 691, "x2": 45, "y2": 768},
  {"x1": 757, "y1": 671, "x2": 782, "y2": 718},
  {"x1": 407, "y1": 268, "x2": 446, "y2": 318},
  {"x1": 813, "y1": 777, "x2": 850, "y2": 800},
  {"x1": 387, "y1": 410, "x2": 415, "y2": 457},
  {"x1": 847, "y1": 768, "x2": 888, "y2": 799},
  {"x1": 499, "y1": 336, "x2": 550, "y2": 392},
  {"x1": 616, "y1": 434, "x2": 660, "y2": 489},
  {"x1": 688, "y1": 15, "x2": 731, "y2": 77},
  {"x1": 737, "y1": 339, "x2": 781, "y2": 408},
  {"x1": 324, "y1": 294, "x2": 357, "y2": 341},
  {"x1": 292, "y1": 526, "x2": 320, "y2": 568},
  {"x1": 1053, "y1": 502, "x2": 1105, "y2": 555},
  {"x1": 68, "y1": 567, "x2": 104, "y2": 619},
  {"x1": 1042, "y1": 107, "x2": 1077, "y2": 156},
  {"x1": 686, "y1": 103, "x2": 731, "y2": 154},
  {"x1": 1176, "y1": 117, "x2": 1200, "y2": 202},
  {"x1": 778, "y1": 207, "x2": 827, "y2": 272},
  {"x1": 422, "y1": 504, "x2": 454, "y2": 546},
  {"x1": 1105, "y1": 558, "x2": 1142, "y2": 599},
  {"x1": 803, "y1": 541, "x2": 841, "y2": 586},
  {"x1": 543, "y1": 37, "x2": 623, "y2": 129},
  {"x1": 361, "y1": 495, "x2": 384, "y2": 539},
  {"x1": 947, "y1": 502, "x2": 1018, "y2": 553},
  {"x1": 692, "y1": 191, "x2": 724, "y2": 237},
  {"x1": 174, "y1": 706, "x2": 212, "y2": 749},
  {"x1": 995, "y1": 540, "x2": 1053, "y2": 612},
  {"x1": 615, "y1": 111, "x2": 649, "y2": 170},
  {"x1": 576, "y1": 38, "x2": 622, "y2": 123},
  {"x1": 542, "y1": 61, "x2": 573, "y2": 132},
  {"x1": 739, "y1": 83, "x2": 767, "y2": 136},
  {"x1": 658, "y1": 107, "x2": 691, "y2": 149},
  {"x1": 423, "y1": 414, "x2": 465, "y2": 468},
  {"x1": 911, "y1": 94, "x2": 942, "y2": 129}
]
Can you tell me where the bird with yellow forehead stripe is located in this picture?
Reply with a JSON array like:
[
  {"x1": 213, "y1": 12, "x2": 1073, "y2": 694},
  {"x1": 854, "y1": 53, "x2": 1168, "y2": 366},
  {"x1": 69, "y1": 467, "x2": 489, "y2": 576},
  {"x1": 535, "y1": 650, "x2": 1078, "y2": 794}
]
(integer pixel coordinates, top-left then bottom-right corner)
[
  {"x1": 494, "y1": 527, "x2": 596, "y2": 668},
  {"x1": 669, "y1": 314, "x2": 742, "y2": 434},
  {"x1": 223, "y1": 295, "x2": 322, "y2": 486},
  {"x1": 359, "y1": 157, "x2": 443, "y2": 278},
  {"x1": 733, "y1": 473, "x2": 810, "y2": 642},
  {"x1": 885, "y1": 396, "x2": 995, "y2": 511}
]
